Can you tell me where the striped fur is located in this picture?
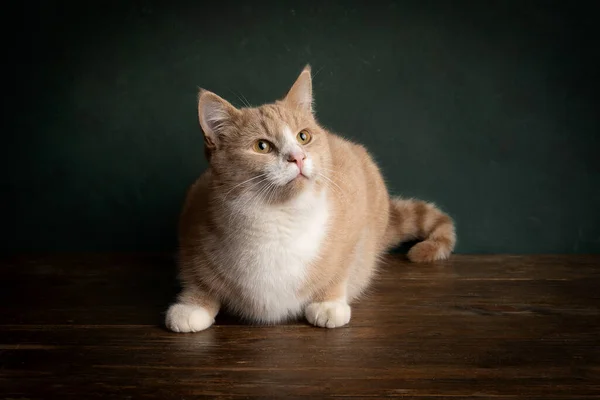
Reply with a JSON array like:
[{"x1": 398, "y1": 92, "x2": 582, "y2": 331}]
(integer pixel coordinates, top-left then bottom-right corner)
[{"x1": 385, "y1": 198, "x2": 456, "y2": 262}]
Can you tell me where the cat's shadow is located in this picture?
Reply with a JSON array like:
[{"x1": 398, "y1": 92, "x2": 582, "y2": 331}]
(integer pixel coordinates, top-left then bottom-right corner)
[{"x1": 390, "y1": 240, "x2": 420, "y2": 256}]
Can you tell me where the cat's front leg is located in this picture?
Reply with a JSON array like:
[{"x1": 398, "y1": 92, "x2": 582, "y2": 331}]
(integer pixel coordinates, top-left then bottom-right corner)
[
  {"x1": 165, "y1": 287, "x2": 220, "y2": 333},
  {"x1": 305, "y1": 281, "x2": 351, "y2": 328}
]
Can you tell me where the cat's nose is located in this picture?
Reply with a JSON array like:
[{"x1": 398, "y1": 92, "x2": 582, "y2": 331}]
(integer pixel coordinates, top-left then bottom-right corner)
[{"x1": 287, "y1": 152, "x2": 306, "y2": 171}]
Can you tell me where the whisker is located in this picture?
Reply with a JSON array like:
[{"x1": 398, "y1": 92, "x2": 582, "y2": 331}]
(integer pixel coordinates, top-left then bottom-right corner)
[
  {"x1": 238, "y1": 92, "x2": 252, "y2": 108},
  {"x1": 226, "y1": 88, "x2": 246, "y2": 108},
  {"x1": 313, "y1": 65, "x2": 326, "y2": 81},
  {"x1": 319, "y1": 182, "x2": 343, "y2": 202},
  {"x1": 238, "y1": 178, "x2": 272, "y2": 210},
  {"x1": 265, "y1": 181, "x2": 280, "y2": 206},
  {"x1": 317, "y1": 170, "x2": 345, "y2": 187},
  {"x1": 222, "y1": 173, "x2": 268, "y2": 201},
  {"x1": 226, "y1": 177, "x2": 270, "y2": 224},
  {"x1": 318, "y1": 169, "x2": 349, "y2": 189},
  {"x1": 226, "y1": 88, "x2": 251, "y2": 108},
  {"x1": 317, "y1": 173, "x2": 346, "y2": 201}
]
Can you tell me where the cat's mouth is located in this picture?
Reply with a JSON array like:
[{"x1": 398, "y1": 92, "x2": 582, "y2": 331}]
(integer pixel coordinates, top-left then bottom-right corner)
[{"x1": 287, "y1": 171, "x2": 309, "y2": 185}]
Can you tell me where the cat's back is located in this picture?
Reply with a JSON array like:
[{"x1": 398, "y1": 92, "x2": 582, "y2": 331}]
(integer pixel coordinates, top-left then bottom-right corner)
[
  {"x1": 178, "y1": 170, "x2": 211, "y2": 240},
  {"x1": 323, "y1": 131, "x2": 390, "y2": 249},
  {"x1": 326, "y1": 132, "x2": 387, "y2": 194}
]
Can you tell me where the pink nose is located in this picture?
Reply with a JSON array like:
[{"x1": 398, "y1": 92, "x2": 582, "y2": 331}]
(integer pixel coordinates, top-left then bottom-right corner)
[{"x1": 287, "y1": 152, "x2": 305, "y2": 171}]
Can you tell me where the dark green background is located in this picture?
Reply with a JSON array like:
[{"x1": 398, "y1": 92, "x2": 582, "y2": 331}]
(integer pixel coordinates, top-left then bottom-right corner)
[{"x1": 5, "y1": 1, "x2": 600, "y2": 253}]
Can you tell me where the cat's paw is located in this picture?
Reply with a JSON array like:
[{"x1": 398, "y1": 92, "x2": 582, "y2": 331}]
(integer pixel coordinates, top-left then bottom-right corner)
[
  {"x1": 165, "y1": 303, "x2": 214, "y2": 333},
  {"x1": 407, "y1": 240, "x2": 451, "y2": 263},
  {"x1": 305, "y1": 301, "x2": 351, "y2": 328}
]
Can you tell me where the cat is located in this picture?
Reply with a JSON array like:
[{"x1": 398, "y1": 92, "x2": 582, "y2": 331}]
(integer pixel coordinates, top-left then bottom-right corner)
[{"x1": 165, "y1": 65, "x2": 456, "y2": 332}]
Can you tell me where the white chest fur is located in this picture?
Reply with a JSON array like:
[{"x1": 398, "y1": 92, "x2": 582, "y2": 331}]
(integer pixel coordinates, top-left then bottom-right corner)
[{"x1": 216, "y1": 188, "x2": 330, "y2": 323}]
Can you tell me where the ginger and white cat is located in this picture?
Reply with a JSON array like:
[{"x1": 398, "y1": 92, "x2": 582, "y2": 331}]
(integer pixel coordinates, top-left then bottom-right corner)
[{"x1": 165, "y1": 66, "x2": 456, "y2": 332}]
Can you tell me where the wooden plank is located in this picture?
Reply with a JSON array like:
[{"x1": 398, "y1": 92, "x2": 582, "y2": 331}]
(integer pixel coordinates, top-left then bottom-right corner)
[{"x1": 0, "y1": 254, "x2": 599, "y2": 398}]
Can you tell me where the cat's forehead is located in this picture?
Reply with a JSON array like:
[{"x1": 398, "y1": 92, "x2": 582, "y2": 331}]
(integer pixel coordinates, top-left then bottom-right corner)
[{"x1": 245, "y1": 104, "x2": 307, "y2": 137}]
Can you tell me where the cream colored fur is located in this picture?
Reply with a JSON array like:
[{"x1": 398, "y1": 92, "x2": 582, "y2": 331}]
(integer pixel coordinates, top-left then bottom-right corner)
[{"x1": 165, "y1": 66, "x2": 456, "y2": 332}]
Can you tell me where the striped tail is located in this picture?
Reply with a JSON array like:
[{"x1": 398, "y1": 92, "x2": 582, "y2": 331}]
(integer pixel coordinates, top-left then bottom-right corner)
[{"x1": 384, "y1": 197, "x2": 456, "y2": 262}]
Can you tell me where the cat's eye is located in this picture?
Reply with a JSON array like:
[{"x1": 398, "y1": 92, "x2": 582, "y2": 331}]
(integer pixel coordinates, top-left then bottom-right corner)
[
  {"x1": 296, "y1": 130, "x2": 312, "y2": 145},
  {"x1": 253, "y1": 140, "x2": 273, "y2": 154}
]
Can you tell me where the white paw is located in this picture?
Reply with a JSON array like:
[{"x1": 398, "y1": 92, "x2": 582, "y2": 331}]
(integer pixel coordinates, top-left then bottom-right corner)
[
  {"x1": 305, "y1": 301, "x2": 351, "y2": 328},
  {"x1": 165, "y1": 303, "x2": 214, "y2": 333}
]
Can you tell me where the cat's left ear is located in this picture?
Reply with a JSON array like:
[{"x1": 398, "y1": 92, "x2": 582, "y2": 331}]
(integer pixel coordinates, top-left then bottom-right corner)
[{"x1": 283, "y1": 65, "x2": 313, "y2": 114}]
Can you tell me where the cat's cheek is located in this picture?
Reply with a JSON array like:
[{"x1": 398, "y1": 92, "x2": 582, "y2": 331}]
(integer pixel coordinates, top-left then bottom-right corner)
[
  {"x1": 265, "y1": 161, "x2": 294, "y2": 186},
  {"x1": 303, "y1": 158, "x2": 314, "y2": 178}
]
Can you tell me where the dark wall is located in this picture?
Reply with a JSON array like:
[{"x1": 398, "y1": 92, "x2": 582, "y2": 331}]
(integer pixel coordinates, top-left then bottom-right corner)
[{"x1": 5, "y1": 1, "x2": 600, "y2": 253}]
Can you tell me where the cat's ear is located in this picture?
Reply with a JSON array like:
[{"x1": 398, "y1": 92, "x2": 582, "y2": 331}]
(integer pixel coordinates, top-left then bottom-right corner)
[
  {"x1": 283, "y1": 65, "x2": 313, "y2": 114},
  {"x1": 198, "y1": 89, "x2": 240, "y2": 150}
]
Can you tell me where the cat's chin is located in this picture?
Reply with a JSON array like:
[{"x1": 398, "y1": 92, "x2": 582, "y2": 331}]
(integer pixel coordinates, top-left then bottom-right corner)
[
  {"x1": 273, "y1": 174, "x2": 311, "y2": 202},
  {"x1": 287, "y1": 173, "x2": 311, "y2": 189},
  {"x1": 292, "y1": 173, "x2": 309, "y2": 182}
]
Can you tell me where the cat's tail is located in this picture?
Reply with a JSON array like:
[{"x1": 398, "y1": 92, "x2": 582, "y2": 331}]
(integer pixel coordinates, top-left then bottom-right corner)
[{"x1": 383, "y1": 197, "x2": 456, "y2": 262}]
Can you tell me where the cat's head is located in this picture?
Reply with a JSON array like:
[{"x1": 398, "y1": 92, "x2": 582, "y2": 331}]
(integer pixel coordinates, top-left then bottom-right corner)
[{"x1": 197, "y1": 66, "x2": 331, "y2": 204}]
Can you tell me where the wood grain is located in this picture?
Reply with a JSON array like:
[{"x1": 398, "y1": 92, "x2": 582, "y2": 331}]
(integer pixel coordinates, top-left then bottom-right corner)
[{"x1": 1, "y1": 254, "x2": 599, "y2": 399}]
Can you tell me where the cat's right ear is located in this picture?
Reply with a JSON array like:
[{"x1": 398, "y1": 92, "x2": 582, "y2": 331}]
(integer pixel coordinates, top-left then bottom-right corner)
[
  {"x1": 283, "y1": 65, "x2": 313, "y2": 114},
  {"x1": 198, "y1": 89, "x2": 240, "y2": 151}
]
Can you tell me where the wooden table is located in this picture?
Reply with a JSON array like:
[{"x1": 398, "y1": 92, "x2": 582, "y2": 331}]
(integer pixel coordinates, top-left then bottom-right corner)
[{"x1": 1, "y1": 254, "x2": 599, "y2": 399}]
